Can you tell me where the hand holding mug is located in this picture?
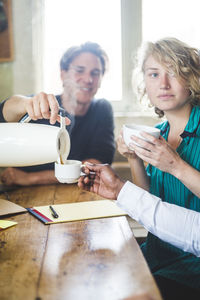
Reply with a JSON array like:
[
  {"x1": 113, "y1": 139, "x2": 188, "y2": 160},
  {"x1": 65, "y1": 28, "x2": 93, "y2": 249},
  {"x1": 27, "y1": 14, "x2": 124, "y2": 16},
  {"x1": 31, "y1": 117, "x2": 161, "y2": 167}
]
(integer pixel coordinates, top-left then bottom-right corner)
[
  {"x1": 78, "y1": 163, "x2": 125, "y2": 199},
  {"x1": 117, "y1": 130, "x2": 137, "y2": 159},
  {"x1": 130, "y1": 133, "x2": 183, "y2": 175}
]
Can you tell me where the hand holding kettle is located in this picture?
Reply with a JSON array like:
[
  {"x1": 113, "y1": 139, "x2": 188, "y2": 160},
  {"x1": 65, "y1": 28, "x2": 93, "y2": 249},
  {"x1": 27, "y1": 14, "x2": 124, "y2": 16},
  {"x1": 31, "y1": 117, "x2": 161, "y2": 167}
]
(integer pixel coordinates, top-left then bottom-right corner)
[
  {"x1": 0, "y1": 93, "x2": 71, "y2": 186},
  {"x1": 2, "y1": 92, "x2": 71, "y2": 125}
]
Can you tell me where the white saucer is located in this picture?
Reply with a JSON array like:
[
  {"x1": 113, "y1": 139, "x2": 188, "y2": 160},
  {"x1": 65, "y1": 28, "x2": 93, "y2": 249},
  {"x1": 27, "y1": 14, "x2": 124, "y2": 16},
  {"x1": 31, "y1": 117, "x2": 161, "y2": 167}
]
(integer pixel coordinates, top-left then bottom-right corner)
[
  {"x1": 56, "y1": 177, "x2": 79, "y2": 184},
  {"x1": 66, "y1": 178, "x2": 79, "y2": 184}
]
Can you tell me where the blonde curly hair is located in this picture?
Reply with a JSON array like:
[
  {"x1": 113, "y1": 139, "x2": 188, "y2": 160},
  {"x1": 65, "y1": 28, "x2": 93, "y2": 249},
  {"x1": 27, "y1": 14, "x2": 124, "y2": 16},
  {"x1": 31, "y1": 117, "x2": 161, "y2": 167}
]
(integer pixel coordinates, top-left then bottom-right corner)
[{"x1": 133, "y1": 37, "x2": 200, "y2": 117}]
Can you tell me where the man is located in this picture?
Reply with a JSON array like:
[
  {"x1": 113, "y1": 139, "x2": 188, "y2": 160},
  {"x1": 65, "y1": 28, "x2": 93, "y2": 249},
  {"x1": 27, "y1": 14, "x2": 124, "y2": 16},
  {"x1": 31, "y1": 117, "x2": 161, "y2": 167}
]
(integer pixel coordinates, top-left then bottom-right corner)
[{"x1": 0, "y1": 42, "x2": 115, "y2": 186}]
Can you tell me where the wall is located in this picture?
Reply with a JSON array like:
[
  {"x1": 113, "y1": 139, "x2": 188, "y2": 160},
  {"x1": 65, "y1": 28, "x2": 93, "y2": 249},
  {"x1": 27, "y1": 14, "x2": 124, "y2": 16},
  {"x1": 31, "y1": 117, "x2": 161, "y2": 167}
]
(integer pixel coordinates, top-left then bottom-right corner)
[
  {"x1": 0, "y1": 0, "x2": 43, "y2": 101},
  {"x1": 0, "y1": 63, "x2": 13, "y2": 100}
]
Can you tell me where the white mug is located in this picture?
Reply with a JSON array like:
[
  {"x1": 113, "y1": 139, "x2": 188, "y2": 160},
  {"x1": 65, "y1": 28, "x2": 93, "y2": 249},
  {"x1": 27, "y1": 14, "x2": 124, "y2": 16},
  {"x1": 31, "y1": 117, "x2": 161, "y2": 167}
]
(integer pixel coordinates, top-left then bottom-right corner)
[
  {"x1": 123, "y1": 124, "x2": 160, "y2": 148},
  {"x1": 0, "y1": 123, "x2": 70, "y2": 167},
  {"x1": 55, "y1": 160, "x2": 83, "y2": 184}
]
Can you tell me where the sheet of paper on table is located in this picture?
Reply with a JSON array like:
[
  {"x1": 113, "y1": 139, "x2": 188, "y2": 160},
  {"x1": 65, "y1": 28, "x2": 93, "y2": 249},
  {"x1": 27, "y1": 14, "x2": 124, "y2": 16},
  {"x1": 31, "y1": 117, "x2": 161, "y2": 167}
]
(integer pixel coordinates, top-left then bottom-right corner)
[
  {"x1": 0, "y1": 220, "x2": 17, "y2": 230},
  {"x1": 0, "y1": 199, "x2": 27, "y2": 216},
  {"x1": 27, "y1": 199, "x2": 127, "y2": 224}
]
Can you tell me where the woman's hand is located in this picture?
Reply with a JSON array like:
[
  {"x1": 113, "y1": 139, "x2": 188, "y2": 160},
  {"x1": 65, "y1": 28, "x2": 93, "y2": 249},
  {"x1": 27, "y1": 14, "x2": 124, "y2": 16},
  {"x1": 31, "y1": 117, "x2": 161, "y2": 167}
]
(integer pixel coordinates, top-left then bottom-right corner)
[
  {"x1": 116, "y1": 131, "x2": 138, "y2": 159},
  {"x1": 78, "y1": 163, "x2": 125, "y2": 199},
  {"x1": 129, "y1": 132, "x2": 182, "y2": 175}
]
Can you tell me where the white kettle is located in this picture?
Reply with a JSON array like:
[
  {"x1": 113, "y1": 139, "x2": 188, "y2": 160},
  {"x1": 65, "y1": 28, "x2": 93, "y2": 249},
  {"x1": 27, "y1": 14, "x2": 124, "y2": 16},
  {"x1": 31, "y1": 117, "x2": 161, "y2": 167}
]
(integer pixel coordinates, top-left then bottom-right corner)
[{"x1": 0, "y1": 122, "x2": 70, "y2": 167}]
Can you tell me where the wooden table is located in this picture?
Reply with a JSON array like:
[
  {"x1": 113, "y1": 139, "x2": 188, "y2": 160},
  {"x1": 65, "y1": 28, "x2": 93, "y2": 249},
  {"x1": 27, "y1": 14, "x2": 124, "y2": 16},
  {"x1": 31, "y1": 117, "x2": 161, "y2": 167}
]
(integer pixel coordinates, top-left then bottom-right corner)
[{"x1": 0, "y1": 184, "x2": 162, "y2": 300}]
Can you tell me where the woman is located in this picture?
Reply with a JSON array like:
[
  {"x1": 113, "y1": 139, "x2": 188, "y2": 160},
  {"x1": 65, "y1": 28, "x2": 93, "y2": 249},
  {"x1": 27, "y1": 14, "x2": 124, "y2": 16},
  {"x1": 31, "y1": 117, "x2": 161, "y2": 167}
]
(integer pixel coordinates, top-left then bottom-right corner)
[
  {"x1": 118, "y1": 37, "x2": 200, "y2": 299},
  {"x1": 80, "y1": 38, "x2": 200, "y2": 299}
]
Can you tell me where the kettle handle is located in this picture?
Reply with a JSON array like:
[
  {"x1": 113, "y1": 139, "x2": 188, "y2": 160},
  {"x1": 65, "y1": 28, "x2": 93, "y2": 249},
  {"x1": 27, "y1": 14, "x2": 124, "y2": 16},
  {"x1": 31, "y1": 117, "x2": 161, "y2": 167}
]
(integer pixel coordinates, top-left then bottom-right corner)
[
  {"x1": 19, "y1": 113, "x2": 31, "y2": 123},
  {"x1": 19, "y1": 107, "x2": 66, "y2": 123}
]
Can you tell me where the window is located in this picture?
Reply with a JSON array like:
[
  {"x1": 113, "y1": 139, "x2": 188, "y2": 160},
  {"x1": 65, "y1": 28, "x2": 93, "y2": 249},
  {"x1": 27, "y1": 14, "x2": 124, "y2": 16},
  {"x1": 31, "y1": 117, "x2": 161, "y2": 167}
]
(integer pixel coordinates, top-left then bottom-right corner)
[
  {"x1": 43, "y1": 0, "x2": 122, "y2": 101},
  {"x1": 142, "y1": 0, "x2": 200, "y2": 49}
]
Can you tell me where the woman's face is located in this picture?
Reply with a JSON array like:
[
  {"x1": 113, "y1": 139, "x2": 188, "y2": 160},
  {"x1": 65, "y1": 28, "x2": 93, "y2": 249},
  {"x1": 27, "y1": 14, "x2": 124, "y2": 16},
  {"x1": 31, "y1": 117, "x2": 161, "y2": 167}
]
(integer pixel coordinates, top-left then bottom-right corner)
[
  {"x1": 144, "y1": 55, "x2": 190, "y2": 114},
  {"x1": 61, "y1": 52, "x2": 103, "y2": 115}
]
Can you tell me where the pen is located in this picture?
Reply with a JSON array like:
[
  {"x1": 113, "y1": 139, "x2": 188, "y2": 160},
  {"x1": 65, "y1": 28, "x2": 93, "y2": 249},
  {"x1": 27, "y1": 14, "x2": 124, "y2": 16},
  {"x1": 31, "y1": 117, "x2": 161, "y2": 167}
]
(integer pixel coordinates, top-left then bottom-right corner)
[{"x1": 49, "y1": 205, "x2": 59, "y2": 218}]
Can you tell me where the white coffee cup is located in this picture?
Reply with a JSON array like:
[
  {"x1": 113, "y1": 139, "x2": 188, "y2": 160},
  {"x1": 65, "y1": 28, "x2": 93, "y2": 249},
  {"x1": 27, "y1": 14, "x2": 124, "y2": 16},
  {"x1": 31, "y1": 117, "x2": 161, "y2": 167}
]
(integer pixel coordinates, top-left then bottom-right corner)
[
  {"x1": 55, "y1": 160, "x2": 83, "y2": 184},
  {"x1": 123, "y1": 124, "x2": 160, "y2": 148}
]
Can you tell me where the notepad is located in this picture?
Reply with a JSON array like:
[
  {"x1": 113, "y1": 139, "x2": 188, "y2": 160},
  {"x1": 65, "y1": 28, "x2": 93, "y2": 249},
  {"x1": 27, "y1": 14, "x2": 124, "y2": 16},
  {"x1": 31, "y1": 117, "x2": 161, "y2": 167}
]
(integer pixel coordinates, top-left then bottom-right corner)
[
  {"x1": 27, "y1": 200, "x2": 127, "y2": 224},
  {"x1": 0, "y1": 220, "x2": 17, "y2": 231}
]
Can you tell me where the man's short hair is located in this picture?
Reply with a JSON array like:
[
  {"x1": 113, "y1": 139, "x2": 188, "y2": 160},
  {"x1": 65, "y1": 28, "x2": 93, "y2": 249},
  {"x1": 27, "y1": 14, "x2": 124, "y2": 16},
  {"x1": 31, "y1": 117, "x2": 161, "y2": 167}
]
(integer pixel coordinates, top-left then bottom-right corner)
[{"x1": 60, "y1": 41, "x2": 108, "y2": 75}]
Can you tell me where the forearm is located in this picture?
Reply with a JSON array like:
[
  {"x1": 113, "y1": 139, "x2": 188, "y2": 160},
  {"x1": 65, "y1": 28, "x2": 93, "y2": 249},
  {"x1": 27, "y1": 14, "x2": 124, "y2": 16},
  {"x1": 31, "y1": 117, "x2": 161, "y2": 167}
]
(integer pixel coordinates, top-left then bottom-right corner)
[
  {"x1": 117, "y1": 181, "x2": 200, "y2": 256},
  {"x1": 3, "y1": 95, "x2": 29, "y2": 122},
  {"x1": 26, "y1": 170, "x2": 59, "y2": 185},
  {"x1": 128, "y1": 157, "x2": 149, "y2": 191},
  {"x1": 173, "y1": 159, "x2": 200, "y2": 198}
]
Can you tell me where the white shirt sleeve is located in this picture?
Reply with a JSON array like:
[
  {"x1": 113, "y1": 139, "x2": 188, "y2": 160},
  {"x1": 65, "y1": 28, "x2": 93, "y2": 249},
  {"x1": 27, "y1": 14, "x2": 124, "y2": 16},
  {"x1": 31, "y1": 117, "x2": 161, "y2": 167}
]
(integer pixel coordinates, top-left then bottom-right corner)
[{"x1": 116, "y1": 181, "x2": 200, "y2": 257}]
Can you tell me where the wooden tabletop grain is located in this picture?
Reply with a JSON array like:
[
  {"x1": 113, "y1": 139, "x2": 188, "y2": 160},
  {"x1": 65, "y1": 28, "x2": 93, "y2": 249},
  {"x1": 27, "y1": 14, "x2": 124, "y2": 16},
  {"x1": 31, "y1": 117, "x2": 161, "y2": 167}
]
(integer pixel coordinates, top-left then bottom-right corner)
[{"x1": 0, "y1": 184, "x2": 162, "y2": 300}]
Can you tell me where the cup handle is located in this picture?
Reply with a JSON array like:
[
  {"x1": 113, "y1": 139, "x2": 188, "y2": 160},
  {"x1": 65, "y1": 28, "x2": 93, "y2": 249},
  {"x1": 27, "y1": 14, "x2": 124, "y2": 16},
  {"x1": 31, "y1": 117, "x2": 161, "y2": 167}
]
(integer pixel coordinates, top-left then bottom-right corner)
[{"x1": 80, "y1": 164, "x2": 96, "y2": 176}]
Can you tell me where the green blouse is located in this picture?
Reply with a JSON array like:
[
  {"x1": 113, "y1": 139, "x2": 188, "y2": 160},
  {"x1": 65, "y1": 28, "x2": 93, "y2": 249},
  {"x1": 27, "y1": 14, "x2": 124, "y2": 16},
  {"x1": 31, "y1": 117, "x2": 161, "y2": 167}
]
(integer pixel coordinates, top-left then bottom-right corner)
[{"x1": 142, "y1": 105, "x2": 200, "y2": 289}]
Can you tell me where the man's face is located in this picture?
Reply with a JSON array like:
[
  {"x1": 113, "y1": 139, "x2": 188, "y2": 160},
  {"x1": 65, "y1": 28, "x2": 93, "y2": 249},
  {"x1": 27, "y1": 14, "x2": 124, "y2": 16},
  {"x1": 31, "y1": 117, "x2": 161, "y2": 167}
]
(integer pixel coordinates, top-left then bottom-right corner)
[{"x1": 61, "y1": 52, "x2": 103, "y2": 115}]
